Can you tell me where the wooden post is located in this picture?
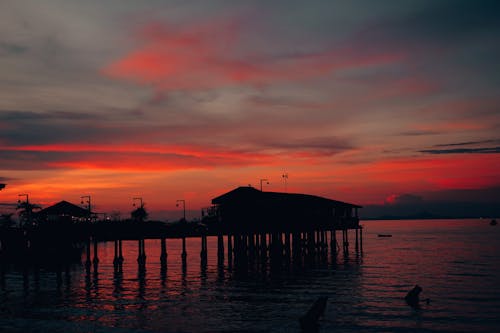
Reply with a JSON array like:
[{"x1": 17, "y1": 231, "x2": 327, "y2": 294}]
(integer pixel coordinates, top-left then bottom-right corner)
[
  {"x1": 85, "y1": 238, "x2": 92, "y2": 268},
  {"x1": 201, "y1": 235, "x2": 208, "y2": 262},
  {"x1": 227, "y1": 234, "x2": 233, "y2": 260},
  {"x1": 217, "y1": 234, "x2": 224, "y2": 263},
  {"x1": 308, "y1": 231, "x2": 315, "y2": 256},
  {"x1": 360, "y1": 226, "x2": 363, "y2": 253},
  {"x1": 355, "y1": 228, "x2": 359, "y2": 253},
  {"x1": 344, "y1": 230, "x2": 349, "y2": 254},
  {"x1": 137, "y1": 239, "x2": 146, "y2": 265},
  {"x1": 117, "y1": 240, "x2": 123, "y2": 263},
  {"x1": 284, "y1": 232, "x2": 291, "y2": 261},
  {"x1": 160, "y1": 238, "x2": 167, "y2": 263},
  {"x1": 260, "y1": 233, "x2": 267, "y2": 260},
  {"x1": 248, "y1": 233, "x2": 255, "y2": 261},
  {"x1": 113, "y1": 240, "x2": 119, "y2": 265},
  {"x1": 330, "y1": 230, "x2": 336, "y2": 255},
  {"x1": 181, "y1": 237, "x2": 187, "y2": 260},
  {"x1": 92, "y1": 237, "x2": 99, "y2": 264},
  {"x1": 255, "y1": 232, "x2": 260, "y2": 254}
]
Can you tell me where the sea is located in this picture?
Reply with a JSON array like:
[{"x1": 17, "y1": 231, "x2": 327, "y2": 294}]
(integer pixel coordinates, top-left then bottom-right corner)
[{"x1": 1, "y1": 219, "x2": 499, "y2": 332}]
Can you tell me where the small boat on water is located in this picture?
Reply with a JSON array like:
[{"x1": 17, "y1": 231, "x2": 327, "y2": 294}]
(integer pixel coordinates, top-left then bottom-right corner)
[
  {"x1": 378, "y1": 234, "x2": 392, "y2": 237},
  {"x1": 491, "y1": 219, "x2": 497, "y2": 226}
]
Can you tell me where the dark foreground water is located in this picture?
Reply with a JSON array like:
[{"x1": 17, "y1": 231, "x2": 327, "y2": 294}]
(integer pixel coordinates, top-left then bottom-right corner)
[{"x1": 1, "y1": 219, "x2": 500, "y2": 332}]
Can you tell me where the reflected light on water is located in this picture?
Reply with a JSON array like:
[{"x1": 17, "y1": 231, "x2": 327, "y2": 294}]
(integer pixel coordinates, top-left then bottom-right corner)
[{"x1": 1, "y1": 219, "x2": 500, "y2": 332}]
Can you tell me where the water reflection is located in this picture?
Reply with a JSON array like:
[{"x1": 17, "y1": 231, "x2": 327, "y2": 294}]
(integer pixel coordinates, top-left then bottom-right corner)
[
  {"x1": 4, "y1": 221, "x2": 498, "y2": 332},
  {"x1": 0, "y1": 236, "x2": 361, "y2": 332}
]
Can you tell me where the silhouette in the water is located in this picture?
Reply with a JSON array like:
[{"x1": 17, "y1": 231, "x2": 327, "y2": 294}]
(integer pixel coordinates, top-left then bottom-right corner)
[
  {"x1": 299, "y1": 296, "x2": 328, "y2": 332},
  {"x1": 405, "y1": 285, "x2": 423, "y2": 308}
]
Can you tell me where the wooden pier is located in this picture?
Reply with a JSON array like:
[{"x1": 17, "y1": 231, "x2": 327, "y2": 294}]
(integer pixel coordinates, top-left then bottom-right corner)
[{"x1": 1, "y1": 187, "x2": 363, "y2": 271}]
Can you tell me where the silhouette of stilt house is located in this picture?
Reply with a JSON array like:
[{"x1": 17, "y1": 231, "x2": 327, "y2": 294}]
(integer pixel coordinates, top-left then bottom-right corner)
[
  {"x1": 205, "y1": 186, "x2": 362, "y2": 266},
  {"x1": 1, "y1": 187, "x2": 363, "y2": 273}
]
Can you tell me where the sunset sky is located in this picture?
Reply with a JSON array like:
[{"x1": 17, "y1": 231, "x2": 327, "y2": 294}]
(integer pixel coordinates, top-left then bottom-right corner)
[{"x1": 1, "y1": 0, "x2": 499, "y2": 220}]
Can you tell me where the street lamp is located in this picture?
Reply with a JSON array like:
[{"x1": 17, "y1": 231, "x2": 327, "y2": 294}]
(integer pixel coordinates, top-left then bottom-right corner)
[
  {"x1": 18, "y1": 193, "x2": 29, "y2": 205},
  {"x1": 176, "y1": 199, "x2": 186, "y2": 222},
  {"x1": 282, "y1": 173, "x2": 288, "y2": 193},
  {"x1": 18, "y1": 194, "x2": 30, "y2": 227},
  {"x1": 133, "y1": 197, "x2": 143, "y2": 208},
  {"x1": 176, "y1": 199, "x2": 187, "y2": 259},
  {"x1": 80, "y1": 195, "x2": 91, "y2": 221},
  {"x1": 260, "y1": 179, "x2": 269, "y2": 191}
]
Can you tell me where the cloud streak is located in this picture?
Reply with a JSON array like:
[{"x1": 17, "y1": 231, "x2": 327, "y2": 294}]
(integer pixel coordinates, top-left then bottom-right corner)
[
  {"x1": 103, "y1": 19, "x2": 404, "y2": 91},
  {"x1": 420, "y1": 147, "x2": 500, "y2": 155}
]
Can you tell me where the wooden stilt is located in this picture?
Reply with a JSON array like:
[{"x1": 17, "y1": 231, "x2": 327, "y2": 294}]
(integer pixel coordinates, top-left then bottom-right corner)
[
  {"x1": 92, "y1": 238, "x2": 99, "y2": 264},
  {"x1": 360, "y1": 226, "x2": 363, "y2": 253},
  {"x1": 181, "y1": 237, "x2": 187, "y2": 260},
  {"x1": 355, "y1": 228, "x2": 359, "y2": 252},
  {"x1": 160, "y1": 238, "x2": 167, "y2": 263}
]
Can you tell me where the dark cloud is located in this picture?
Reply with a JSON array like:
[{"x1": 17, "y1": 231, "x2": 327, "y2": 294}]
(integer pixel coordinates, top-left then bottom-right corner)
[
  {"x1": 0, "y1": 109, "x2": 156, "y2": 146},
  {"x1": 399, "y1": 130, "x2": 440, "y2": 136},
  {"x1": 0, "y1": 110, "x2": 102, "y2": 121},
  {"x1": 362, "y1": 187, "x2": 500, "y2": 219},
  {"x1": 359, "y1": 0, "x2": 500, "y2": 48},
  {"x1": 433, "y1": 139, "x2": 500, "y2": 147},
  {"x1": 263, "y1": 136, "x2": 353, "y2": 155},
  {"x1": 385, "y1": 193, "x2": 423, "y2": 205},
  {"x1": 0, "y1": 42, "x2": 28, "y2": 55},
  {"x1": 420, "y1": 147, "x2": 500, "y2": 154},
  {"x1": 0, "y1": 151, "x2": 66, "y2": 170},
  {"x1": 424, "y1": 186, "x2": 500, "y2": 203}
]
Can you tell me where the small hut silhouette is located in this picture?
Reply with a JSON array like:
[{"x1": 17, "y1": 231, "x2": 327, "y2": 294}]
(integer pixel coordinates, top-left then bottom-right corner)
[{"x1": 37, "y1": 200, "x2": 92, "y2": 223}]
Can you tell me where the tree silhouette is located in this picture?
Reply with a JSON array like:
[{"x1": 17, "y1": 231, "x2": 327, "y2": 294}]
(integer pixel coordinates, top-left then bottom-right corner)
[{"x1": 17, "y1": 201, "x2": 41, "y2": 227}]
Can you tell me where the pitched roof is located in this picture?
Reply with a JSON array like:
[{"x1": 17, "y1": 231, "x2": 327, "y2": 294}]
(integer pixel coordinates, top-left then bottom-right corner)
[
  {"x1": 212, "y1": 186, "x2": 362, "y2": 208},
  {"x1": 38, "y1": 200, "x2": 90, "y2": 217}
]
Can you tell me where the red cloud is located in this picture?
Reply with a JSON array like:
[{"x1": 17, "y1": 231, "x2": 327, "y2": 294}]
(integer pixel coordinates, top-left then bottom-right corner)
[
  {"x1": 0, "y1": 143, "x2": 278, "y2": 171},
  {"x1": 103, "y1": 20, "x2": 404, "y2": 90}
]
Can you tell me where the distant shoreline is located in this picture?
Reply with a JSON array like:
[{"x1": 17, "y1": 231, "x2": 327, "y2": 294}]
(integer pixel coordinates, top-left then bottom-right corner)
[{"x1": 360, "y1": 216, "x2": 493, "y2": 221}]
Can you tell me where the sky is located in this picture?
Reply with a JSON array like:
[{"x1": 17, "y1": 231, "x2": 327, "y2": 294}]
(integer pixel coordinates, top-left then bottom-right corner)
[{"x1": 1, "y1": 0, "x2": 499, "y2": 220}]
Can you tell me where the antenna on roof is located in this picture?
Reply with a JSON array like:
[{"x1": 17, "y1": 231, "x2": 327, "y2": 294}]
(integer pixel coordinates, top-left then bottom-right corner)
[{"x1": 259, "y1": 179, "x2": 269, "y2": 191}]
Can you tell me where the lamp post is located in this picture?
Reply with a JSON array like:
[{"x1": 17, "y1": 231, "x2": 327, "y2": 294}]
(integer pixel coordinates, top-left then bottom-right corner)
[
  {"x1": 18, "y1": 193, "x2": 29, "y2": 204},
  {"x1": 80, "y1": 195, "x2": 91, "y2": 221},
  {"x1": 132, "y1": 197, "x2": 146, "y2": 222},
  {"x1": 176, "y1": 199, "x2": 187, "y2": 259},
  {"x1": 260, "y1": 179, "x2": 269, "y2": 192},
  {"x1": 176, "y1": 199, "x2": 186, "y2": 222},
  {"x1": 282, "y1": 173, "x2": 288, "y2": 193},
  {"x1": 18, "y1": 194, "x2": 29, "y2": 227},
  {"x1": 133, "y1": 197, "x2": 143, "y2": 208}
]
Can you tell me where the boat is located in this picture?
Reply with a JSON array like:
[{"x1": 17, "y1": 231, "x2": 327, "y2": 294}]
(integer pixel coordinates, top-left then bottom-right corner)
[
  {"x1": 491, "y1": 219, "x2": 497, "y2": 226},
  {"x1": 378, "y1": 234, "x2": 392, "y2": 237}
]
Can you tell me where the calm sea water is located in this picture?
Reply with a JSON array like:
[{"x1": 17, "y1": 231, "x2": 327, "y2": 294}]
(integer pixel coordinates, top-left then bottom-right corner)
[{"x1": 1, "y1": 219, "x2": 499, "y2": 332}]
